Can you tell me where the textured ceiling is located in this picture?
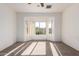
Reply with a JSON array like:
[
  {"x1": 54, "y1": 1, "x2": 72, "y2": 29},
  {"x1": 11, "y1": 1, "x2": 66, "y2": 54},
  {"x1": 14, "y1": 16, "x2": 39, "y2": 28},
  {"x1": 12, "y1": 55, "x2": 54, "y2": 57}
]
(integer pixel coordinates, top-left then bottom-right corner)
[{"x1": 4, "y1": 3, "x2": 73, "y2": 13}]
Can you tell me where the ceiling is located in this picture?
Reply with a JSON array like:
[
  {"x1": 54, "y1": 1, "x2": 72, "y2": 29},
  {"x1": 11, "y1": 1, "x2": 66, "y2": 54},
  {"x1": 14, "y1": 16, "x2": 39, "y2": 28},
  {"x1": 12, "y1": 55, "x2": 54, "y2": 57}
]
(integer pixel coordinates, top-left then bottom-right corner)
[{"x1": 5, "y1": 3, "x2": 73, "y2": 13}]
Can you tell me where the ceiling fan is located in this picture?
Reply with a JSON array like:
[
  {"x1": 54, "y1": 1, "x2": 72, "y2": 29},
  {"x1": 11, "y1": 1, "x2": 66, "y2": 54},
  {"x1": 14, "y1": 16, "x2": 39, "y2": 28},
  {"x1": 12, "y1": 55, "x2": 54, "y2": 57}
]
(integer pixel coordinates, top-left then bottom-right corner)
[{"x1": 27, "y1": 3, "x2": 52, "y2": 9}]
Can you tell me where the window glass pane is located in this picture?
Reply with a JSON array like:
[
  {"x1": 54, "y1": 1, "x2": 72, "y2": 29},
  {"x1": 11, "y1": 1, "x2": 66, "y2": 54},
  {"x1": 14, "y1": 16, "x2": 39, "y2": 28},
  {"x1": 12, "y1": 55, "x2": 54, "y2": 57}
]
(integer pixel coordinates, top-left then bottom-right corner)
[
  {"x1": 35, "y1": 22, "x2": 40, "y2": 27},
  {"x1": 48, "y1": 22, "x2": 52, "y2": 34},
  {"x1": 35, "y1": 22, "x2": 46, "y2": 35},
  {"x1": 48, "y1": 22, "x2": 51, "y2": 28},
  {"x1": 40, "y1": 22, "x2": 46, "y2": 28}
]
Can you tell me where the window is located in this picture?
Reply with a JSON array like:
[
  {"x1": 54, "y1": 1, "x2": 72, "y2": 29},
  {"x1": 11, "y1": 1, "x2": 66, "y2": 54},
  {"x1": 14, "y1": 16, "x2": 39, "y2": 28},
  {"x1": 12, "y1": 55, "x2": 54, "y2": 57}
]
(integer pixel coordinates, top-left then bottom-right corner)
[
  {"x1": 35, "y1": 22, "x2": 46, "y2": 35},
  {"x1": 48, "y1": 22, "x2": 52, "y2": 34}
]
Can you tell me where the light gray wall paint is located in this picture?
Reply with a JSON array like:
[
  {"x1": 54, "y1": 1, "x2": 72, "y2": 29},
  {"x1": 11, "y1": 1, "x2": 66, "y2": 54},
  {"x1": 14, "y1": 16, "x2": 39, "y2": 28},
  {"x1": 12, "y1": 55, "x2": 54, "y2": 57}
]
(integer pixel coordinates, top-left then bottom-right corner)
[
  {"x1": 62, "y1": 4, "x2": 79, "y2": 51},
  {"x1": 0, "y1": 5, "x2": 16, "y2": 51},
  {"x1": 16, "y1": 13, "x2": 62, "y2": 42}
]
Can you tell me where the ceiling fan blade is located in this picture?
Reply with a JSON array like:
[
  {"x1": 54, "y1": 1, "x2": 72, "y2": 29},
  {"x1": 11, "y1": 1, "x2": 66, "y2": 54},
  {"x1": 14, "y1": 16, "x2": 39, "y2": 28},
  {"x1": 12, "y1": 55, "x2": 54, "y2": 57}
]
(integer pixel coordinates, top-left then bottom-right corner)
[
  {"x1": 46, "y1": 5, "x2": 52, "y2": 9},
  {"x1": 28, "y1": 3, "x2": 31, "y2": 4},
  {"x1": 40, "y1": 3, "x2": 44, "y2": 7}
]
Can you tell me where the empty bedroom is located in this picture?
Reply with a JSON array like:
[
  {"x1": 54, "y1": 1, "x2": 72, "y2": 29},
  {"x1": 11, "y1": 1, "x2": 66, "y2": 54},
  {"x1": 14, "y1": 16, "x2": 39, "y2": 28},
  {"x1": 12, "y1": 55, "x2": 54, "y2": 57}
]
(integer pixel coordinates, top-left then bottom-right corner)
[{"x1": 0, "y1": 3, "x2": 79, "y2": 56}]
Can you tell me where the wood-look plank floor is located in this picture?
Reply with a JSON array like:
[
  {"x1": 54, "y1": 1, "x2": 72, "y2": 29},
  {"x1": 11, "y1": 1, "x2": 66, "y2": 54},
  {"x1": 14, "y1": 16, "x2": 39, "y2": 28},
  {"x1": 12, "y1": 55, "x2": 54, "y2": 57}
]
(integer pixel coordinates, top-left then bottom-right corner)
[
  {"x1": 0, "y1": 40, "x2": 79, "y2": 56},
  {"x1": 0, "y1": 42, "x2": 23, "y2": 56},
  {"x1": 46, "y1": 41, "x2": 53, "y2": 56},
  {"x1": 8, "y1": 41, "x2": 32, "y2": 56},
  {"x1": 53, "y1": 42, "x2": 79, "y2": 56},
  {"x1": 0, "y1": 40, "x2": 53, "y2": 56}
]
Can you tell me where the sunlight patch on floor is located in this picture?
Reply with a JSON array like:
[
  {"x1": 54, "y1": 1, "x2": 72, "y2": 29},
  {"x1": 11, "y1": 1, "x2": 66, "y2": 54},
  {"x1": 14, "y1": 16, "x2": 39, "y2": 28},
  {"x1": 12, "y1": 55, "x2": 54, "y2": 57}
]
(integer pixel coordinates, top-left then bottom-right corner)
[
  {"x1": 50, "y1": 42, "x2": 59, "y2": 56},
  {"x1": 21, "y1": 42, "x2": 37, "y2": 55},
  {"x1": 31, "y1": 42, "x2": 46, "y2": 55}
]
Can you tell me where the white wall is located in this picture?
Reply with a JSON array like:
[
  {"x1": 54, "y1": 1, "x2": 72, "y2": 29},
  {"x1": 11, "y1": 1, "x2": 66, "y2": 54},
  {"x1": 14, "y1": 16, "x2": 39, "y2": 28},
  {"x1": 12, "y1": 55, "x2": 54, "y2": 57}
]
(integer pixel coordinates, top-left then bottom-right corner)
[
  {"x1": 0, "y1": 4, "x2": 16, "y2": 51},
  {"x1": 62, "y1": 4, "x2": 79, "y2": 51},
  {"x1": 16, "y1": 13, "x2": 62, "y2": 42}
]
